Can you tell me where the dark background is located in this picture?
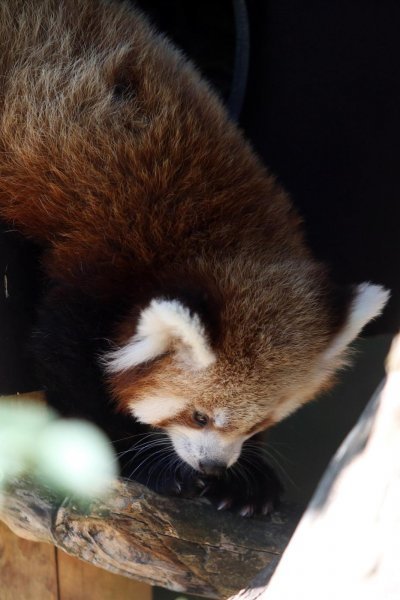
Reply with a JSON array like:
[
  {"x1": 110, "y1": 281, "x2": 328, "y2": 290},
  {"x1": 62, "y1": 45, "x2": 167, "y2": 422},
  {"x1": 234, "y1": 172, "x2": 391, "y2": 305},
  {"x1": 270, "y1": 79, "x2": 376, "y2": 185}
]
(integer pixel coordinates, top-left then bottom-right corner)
[{"x1": 241, "y1": 0, "x2": 400, "y2": 335}]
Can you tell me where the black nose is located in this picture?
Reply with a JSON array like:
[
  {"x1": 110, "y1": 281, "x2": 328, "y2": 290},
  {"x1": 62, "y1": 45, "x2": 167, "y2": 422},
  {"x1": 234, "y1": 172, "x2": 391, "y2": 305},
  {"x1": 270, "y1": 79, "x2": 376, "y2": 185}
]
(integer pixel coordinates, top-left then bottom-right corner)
[{"x1": 198, "y1": 460, "x2": 226, "y2": 477}]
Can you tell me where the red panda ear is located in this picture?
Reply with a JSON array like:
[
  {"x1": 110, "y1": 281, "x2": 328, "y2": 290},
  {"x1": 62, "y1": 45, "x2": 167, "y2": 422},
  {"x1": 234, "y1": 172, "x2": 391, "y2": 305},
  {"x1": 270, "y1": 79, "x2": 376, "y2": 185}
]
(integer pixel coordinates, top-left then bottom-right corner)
[
  {"x1": 105, "y1": 299, "x2": 216, "y2": 373},
  {"x1": 322, "y1": 283, "x2": 390, "y2": 365},
  {"x1": 273, "y1": 283, "x2": 390, "y2": 423}
]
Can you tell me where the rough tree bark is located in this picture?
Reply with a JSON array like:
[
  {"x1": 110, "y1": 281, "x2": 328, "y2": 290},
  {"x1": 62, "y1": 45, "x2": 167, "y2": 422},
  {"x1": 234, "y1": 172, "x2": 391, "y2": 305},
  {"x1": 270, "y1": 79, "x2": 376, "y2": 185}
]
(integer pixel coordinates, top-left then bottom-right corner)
[{"x1": 0, "y1": 474, "x2": 300, "y2": 598}]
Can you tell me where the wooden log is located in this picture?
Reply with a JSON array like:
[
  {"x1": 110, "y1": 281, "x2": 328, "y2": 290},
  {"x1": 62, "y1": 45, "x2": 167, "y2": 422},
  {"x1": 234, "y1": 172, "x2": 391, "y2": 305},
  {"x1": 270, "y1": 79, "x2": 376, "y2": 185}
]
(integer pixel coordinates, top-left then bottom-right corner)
[
  {"x1": 0, "y1": 520, "x2": 152, "y2": 600},
  {"x1": 56, "y1": 548, "x2": 152, "y2": 600},
  {"x1": 0, "y1": 520, "x2": 58, "y2": 600},
  {"x1": 0, "y1": 474, "x2": 300, "y2": 598},
  {"x1": 231, "y1": 334, "x2": 400, "y2": 600}
]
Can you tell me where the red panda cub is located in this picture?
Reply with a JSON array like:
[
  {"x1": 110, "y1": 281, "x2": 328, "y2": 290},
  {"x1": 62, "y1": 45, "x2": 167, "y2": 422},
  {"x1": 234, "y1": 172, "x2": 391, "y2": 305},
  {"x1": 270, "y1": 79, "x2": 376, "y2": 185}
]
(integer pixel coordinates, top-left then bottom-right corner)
[{"x1": 0, "y1": 0, "x2": 388, "y2": 515}]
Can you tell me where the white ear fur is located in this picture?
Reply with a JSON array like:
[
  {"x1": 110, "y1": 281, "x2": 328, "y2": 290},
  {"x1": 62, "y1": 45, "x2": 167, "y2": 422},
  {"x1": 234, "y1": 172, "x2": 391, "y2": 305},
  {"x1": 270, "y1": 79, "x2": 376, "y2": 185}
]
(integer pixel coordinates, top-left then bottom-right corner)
[
  {"x1": 105, "y1": 299, "x2": 216, "y2": 373},
  {"x1": 323, "y1": 283, "x2": 390, "y2": 363}
]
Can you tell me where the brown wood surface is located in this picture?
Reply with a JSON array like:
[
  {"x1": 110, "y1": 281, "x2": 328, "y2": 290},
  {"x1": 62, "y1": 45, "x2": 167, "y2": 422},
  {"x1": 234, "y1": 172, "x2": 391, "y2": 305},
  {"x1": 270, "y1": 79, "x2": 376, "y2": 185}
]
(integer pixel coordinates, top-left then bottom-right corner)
[
  {"x1": 0, "y1": 520, "x2": 152, "y2": 600},
  {"x1": 0, "y1": 476, "x2": 300, "y2": 598},
  {"x1": 57, "y1": 549, "x2": 151, "y2": 600},
  {"x1": 0, "y1": 520, "x2": 58, "y2": 600}
]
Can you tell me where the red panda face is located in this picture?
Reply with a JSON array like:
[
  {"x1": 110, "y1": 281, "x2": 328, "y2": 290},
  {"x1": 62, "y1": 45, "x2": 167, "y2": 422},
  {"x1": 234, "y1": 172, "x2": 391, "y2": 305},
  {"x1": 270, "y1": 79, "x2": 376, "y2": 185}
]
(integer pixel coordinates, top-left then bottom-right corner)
[{"x1": 105, "y1": 266, "x2": 389, "y2": 473}]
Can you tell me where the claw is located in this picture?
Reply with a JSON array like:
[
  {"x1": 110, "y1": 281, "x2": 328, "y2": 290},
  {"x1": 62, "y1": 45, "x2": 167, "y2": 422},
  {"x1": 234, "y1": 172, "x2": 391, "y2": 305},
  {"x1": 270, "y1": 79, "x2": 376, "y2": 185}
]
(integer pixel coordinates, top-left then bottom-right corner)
[
  {"x1": 199, "y1": 484, "x2": 211, "y2": 497},
  {"x1": 217, "y1": 498, "x2": 232, "y2": 511},
  {"x1": 239, "y1": 504, "x2": 254, "y2": 518},
  {"x1": 262, "y1": 501, "x2": 273, "y2": 515}
]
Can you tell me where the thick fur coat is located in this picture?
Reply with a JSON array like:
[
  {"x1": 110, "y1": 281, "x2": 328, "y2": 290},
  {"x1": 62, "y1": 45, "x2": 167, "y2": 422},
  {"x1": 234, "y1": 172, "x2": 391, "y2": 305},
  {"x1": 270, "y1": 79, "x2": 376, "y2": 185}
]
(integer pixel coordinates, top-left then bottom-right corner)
[{"x1": 0, "y1": 0, "x2": 388, "y2": 514}]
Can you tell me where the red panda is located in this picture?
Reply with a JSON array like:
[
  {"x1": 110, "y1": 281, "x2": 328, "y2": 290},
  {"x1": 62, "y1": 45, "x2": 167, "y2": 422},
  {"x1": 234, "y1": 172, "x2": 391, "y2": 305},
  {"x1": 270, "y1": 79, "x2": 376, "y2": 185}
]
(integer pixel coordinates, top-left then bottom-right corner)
[{"x1": 0, "y1": 0, "x2": 388, "y2": 515}]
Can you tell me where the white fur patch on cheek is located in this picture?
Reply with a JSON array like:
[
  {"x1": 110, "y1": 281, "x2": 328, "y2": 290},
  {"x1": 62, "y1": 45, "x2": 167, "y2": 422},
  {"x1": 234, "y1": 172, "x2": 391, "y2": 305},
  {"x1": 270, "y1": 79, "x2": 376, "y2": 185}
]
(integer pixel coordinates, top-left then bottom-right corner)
[
  {"x1": 129, "y1": 396, "x2": 186, "y2": 425},
  {"x1": 214, "y1": 409, "x2": 229, "y2": 428}
]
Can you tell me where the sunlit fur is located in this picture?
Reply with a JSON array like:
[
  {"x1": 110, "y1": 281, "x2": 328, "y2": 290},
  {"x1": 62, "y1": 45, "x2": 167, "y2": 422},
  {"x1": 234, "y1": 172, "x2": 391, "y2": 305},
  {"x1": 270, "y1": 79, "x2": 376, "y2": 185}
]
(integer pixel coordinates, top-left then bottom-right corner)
[
  {"x1": 106, "y1": 299, "x2": 216, "y2": 373},
  {"x1": 0, "y1": 0, "x2": 389, "y2": 474}
]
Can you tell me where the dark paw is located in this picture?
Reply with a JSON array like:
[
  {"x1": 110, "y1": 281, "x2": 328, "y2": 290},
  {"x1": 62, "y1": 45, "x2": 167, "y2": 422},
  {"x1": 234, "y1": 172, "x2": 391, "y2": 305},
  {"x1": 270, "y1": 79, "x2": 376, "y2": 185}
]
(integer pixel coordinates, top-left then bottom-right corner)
[
  {"x1": 117, "y1": 432, "x2": 283, "y2": 515},
  {"x1": 120, "y1": 448, "x2": 204, "y2": 498},
  {"x1": 200, "y1": 458, "x2": 283, "y2": 517},
  {"x1": 145, "y1": 465, "x2": 206, "y2": 498}
]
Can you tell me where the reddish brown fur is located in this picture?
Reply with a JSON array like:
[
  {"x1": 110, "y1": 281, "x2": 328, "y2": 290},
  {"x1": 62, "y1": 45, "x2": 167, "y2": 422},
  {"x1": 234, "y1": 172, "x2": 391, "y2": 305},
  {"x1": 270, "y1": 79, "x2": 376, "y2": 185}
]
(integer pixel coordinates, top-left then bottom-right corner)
[{"x1": 0, "y1": 0, "x2": 350, "y2": 432}]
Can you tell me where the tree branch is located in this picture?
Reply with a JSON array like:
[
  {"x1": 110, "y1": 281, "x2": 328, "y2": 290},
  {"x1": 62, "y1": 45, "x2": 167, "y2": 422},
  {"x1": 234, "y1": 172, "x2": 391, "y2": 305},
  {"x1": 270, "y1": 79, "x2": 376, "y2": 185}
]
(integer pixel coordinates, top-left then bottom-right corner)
[{"x1": 0, "y1": 475, "x2": 300, "y2": 598}]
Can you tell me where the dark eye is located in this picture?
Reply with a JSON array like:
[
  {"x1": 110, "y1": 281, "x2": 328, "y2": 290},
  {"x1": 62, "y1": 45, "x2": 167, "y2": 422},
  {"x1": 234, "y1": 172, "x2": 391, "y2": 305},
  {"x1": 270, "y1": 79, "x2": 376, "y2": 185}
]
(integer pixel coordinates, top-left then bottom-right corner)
[{"x1": 192, "y1": 411, "x2": 209, "y2": 427}]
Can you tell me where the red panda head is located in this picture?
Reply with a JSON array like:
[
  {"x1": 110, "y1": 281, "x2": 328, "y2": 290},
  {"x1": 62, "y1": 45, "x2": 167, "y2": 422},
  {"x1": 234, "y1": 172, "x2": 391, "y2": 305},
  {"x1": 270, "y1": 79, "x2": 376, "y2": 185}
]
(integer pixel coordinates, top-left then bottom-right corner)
[{"x1": 104, "y1": 258, "x2": 389, "y2": 474}]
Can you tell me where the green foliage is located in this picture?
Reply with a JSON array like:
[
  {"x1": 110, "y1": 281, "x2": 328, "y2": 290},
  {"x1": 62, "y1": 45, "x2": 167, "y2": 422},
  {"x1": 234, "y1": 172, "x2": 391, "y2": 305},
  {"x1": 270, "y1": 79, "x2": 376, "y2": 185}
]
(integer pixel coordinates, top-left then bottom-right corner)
[{"x1": 0, "y1": 400, "x2": 118, "y2": 499}]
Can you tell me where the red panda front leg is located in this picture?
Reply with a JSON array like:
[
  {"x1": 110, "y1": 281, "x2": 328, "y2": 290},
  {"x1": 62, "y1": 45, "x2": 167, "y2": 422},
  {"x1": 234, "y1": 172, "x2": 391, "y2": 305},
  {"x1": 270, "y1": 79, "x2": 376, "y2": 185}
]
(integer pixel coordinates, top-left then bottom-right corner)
[
  {"x1": 119, "y1": 437, "x2": 283, "y2": 516},
  {"x1": 199, "y1": 437, "x2": 283, "y2": 517}
]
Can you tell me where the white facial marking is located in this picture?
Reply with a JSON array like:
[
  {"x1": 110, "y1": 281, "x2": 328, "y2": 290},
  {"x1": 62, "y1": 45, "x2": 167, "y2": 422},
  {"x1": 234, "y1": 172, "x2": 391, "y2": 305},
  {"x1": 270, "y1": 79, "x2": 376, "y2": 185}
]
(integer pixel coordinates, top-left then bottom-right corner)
[
  {"x1": 167, "y1": 426, "x2": 244, "y2": 470},
  {"x1": 129, "y1": 396, "x2": 186, "y2": 425},
  {"x1": 214, "y1": 409, "x2": 228, "y2": 428},
  {"x1": 104, "y1": 298, "x2": 215, "y2": 373},
  {"x1": 323, "y1": 283, "x2": 389, "y2": 363}
]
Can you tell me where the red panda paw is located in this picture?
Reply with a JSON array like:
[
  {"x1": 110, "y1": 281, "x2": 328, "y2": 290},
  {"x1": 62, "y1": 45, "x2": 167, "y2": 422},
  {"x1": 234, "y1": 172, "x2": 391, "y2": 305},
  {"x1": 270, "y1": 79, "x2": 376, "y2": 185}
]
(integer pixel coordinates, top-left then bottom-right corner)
[
  {"x1": 199, "y1": 459, "x2": 283, "y2": 518},
  {"x1": 134, "y1": 463, "x2": 206, "y2": 499}
]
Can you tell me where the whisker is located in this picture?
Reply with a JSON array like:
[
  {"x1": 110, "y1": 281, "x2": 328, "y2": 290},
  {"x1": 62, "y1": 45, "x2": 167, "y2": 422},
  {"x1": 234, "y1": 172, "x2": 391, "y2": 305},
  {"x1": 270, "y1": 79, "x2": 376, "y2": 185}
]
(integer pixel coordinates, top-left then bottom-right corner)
[
  {"x1": 245, "y1": 439, "x2": 294, "y2": 465},
  {"x1": 114, "y1": 438, "x2": 171, "y2": 462},
  {"x1": 111, "y1": 431, "x2": 167, "y2": 444},
  {"x1": 243, "y1": 442, "x2": 289, "y2": 467},
  {"x1": 240, "y1": 448, "x2": 298, "y2": 488},
  {"x1": 154, "y1": 454, "x2": 181, "y2": 491},
  {"x1": 144, "y1": 451, "x2": 178, "y2": 488},
  {"x1": 129, "y1": 447, "x2": 176, "y2": 481},
  {"x1": 232, "y1": 462, "x2": 253, "y2": 490}
]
